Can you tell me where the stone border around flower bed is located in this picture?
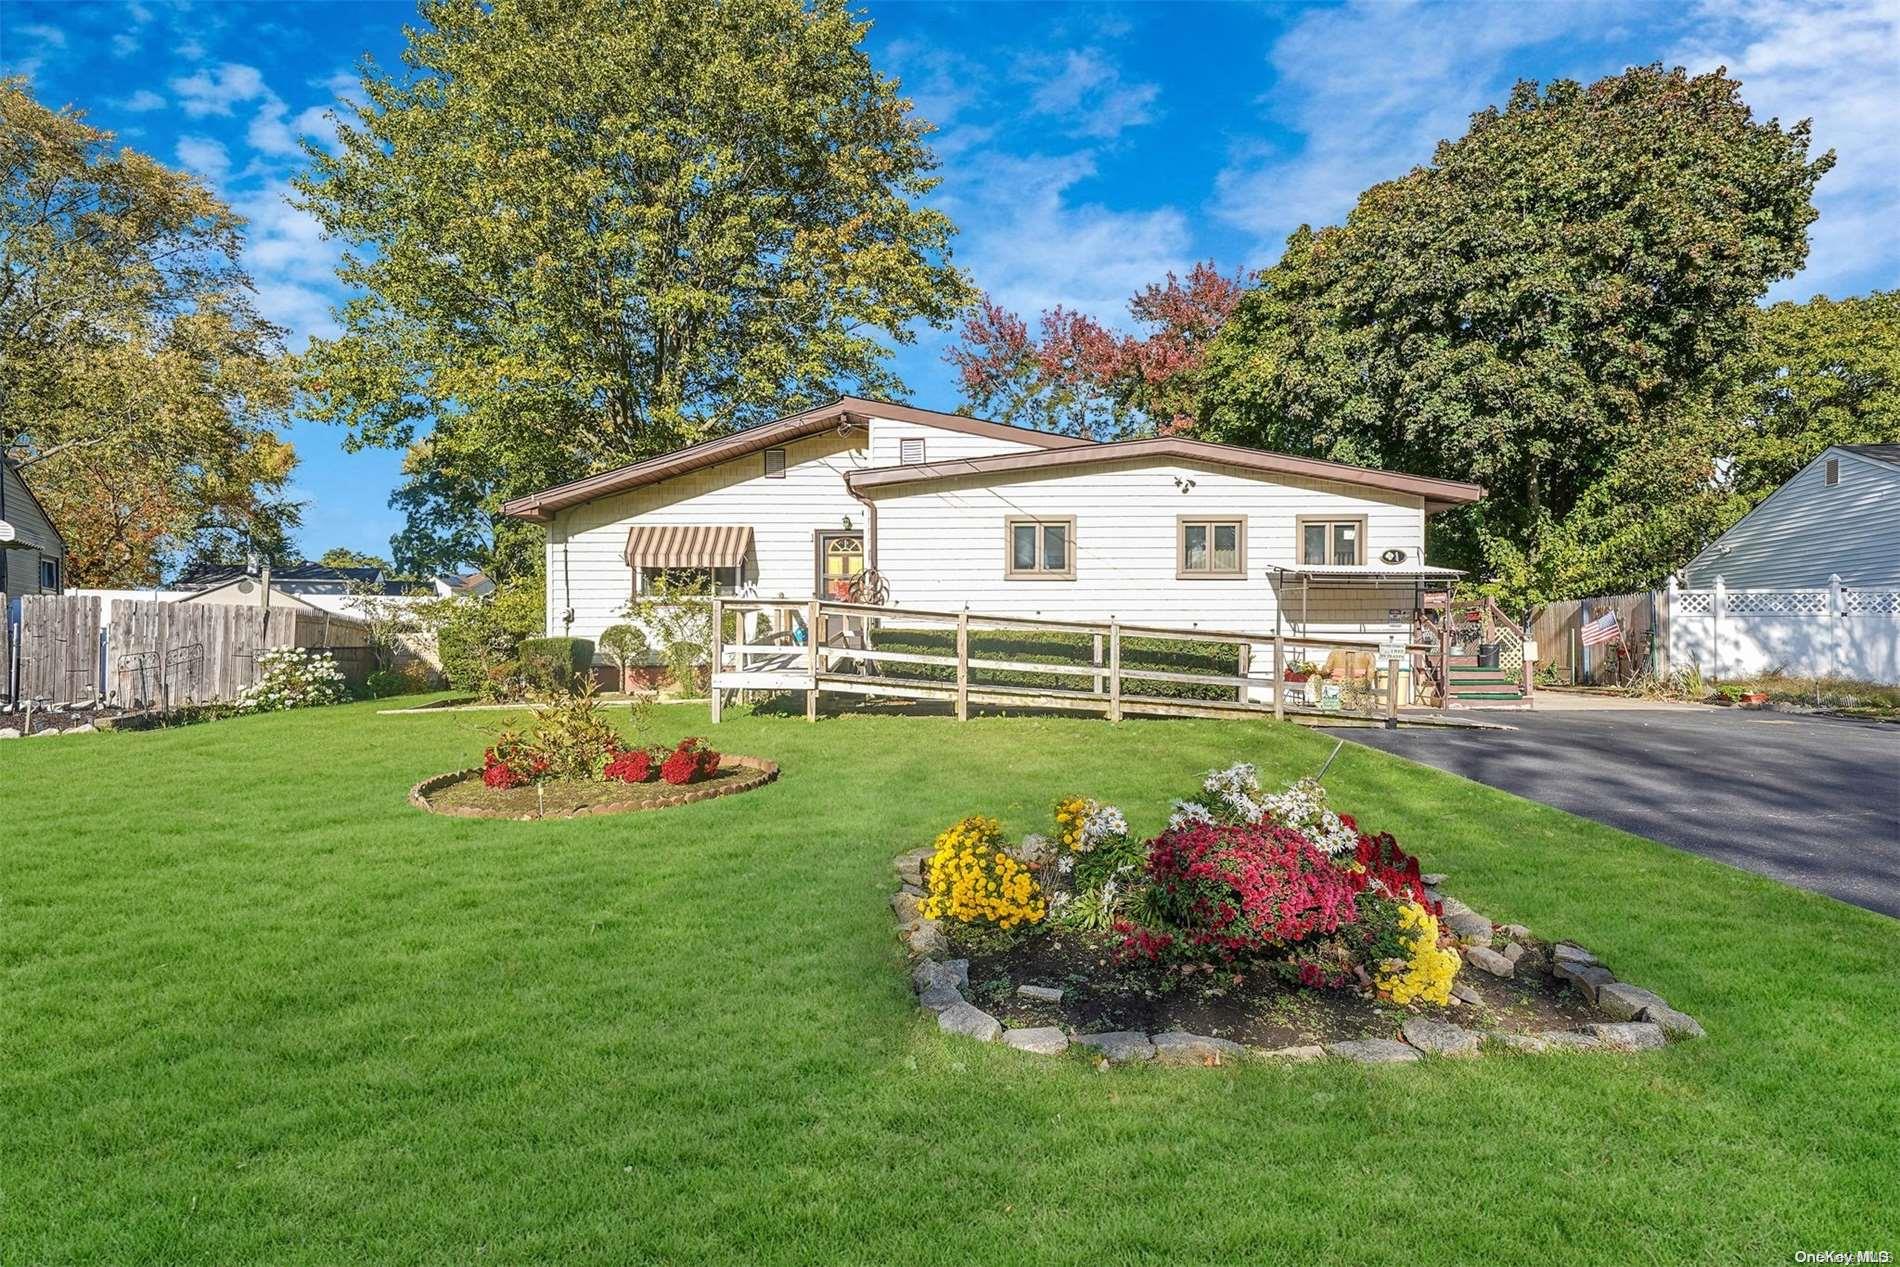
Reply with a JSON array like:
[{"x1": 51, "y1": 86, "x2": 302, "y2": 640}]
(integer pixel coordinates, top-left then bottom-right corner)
[
  {"x1": 409, "y1": 755, "x2": 779, "y2": 819},
  {"x1": 891, "y1": 850, "x2": 1706, "y2": 1065}
]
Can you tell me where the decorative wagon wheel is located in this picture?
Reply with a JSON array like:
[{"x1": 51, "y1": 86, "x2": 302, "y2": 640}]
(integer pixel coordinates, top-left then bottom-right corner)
[{"x1": 848, "y1": 569, "x2": 890, "y2": 606}]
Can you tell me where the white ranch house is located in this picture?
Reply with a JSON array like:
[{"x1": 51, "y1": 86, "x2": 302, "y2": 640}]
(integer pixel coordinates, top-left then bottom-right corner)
[{"x1": 503, "y1": 399, "x2": 1483, "y2": 706}]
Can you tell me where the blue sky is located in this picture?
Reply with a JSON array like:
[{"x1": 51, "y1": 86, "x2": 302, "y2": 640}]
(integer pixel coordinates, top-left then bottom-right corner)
[{"x1": 5, "y1": 0, "x2": 1896, "y2": 566}]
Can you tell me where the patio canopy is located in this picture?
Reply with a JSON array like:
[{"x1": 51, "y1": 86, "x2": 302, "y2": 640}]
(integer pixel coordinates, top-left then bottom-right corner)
[
  {"x1": 624, "y1": 524, "x2": 753, "y2": 569},
  {"x1": 1265, "y1": 563, "x2": 1463, "y2": 584}
]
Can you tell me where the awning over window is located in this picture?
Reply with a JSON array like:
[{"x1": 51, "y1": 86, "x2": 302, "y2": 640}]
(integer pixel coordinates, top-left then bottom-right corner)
[{"x1": 624, "y1": 524, "x2": 752, "y2": 569}]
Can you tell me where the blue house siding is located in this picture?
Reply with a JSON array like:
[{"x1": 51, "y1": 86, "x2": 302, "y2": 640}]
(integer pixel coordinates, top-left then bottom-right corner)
[{"x1": 1684, "y1": 447, "x2": 1900, "y2": 589}]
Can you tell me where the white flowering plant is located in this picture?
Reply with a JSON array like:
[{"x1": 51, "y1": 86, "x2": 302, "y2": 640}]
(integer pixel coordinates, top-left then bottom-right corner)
[
  {"x1": 1258, "y1": 776, "x2": 1361, "y2": 856},
  {"x1": 238, "y1": 648, "x2": 348, "y2": 713},
  {"x1": 1167, "y1": 764, "x2": 1361, "y2": 857}
]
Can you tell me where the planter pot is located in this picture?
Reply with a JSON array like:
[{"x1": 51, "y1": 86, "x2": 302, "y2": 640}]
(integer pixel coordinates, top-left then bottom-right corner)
[{"x1": 1477, "y1": 642, "x2": 1500, "y2": 670}]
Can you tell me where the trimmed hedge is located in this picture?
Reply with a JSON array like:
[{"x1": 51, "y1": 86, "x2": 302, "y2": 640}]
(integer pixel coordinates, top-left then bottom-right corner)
[
  {"x1": 866, "y1": 627, "x2": 1241, "y2": 702},
  {"x1": 519, "y1": 637, "x2": 596, "y2": 692}
]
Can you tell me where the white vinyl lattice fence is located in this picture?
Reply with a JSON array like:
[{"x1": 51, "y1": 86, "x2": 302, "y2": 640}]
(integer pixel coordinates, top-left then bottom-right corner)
[{"x1": 1665, "y1": 576, "x2": 1900, "y2": 684}]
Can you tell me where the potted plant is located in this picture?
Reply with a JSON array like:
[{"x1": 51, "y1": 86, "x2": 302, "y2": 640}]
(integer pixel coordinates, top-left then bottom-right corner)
[{"x1": 1283, "y1": 658, "x2": 1321, "y2": 683}]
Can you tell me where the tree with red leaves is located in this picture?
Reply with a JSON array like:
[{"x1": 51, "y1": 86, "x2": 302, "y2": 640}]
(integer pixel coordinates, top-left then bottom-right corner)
[{"x1": 946, "y1": 263, "x2": 1244, "y2": 439}]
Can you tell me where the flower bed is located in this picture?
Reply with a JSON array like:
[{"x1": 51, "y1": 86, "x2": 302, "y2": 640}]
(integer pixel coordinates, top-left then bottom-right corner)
[
  {"x1": 892, "y1": 763, "x2": 1706, "y2": 1064},
  {"x1": 411, "y1": 687, "x2": 775, "y2": 818}
]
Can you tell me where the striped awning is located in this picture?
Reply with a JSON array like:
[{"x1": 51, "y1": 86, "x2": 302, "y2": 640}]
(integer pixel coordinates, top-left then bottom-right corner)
[{"x1": 624, "y1": 524, "x2": 752, "y2": 568}]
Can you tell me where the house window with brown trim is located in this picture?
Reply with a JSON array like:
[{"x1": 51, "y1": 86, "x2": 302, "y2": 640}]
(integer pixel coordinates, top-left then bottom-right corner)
[
  {"x1": 763, "y1": 447, "x2": 787, "y2": 479},
  {"x1": 1178, "y1": 518, "x2": 1245, "y2": 578},
  {"x1": 1005, "y1": 516, "x2": 1074, "y2": 579},
  {"x1": 1297, "y1": 517, "x2": 1365, "y2": 566}
]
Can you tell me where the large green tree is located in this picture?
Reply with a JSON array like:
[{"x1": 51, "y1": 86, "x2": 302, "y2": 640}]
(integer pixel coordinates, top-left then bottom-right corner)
[
  {"x1": 0, "y1": 80, "x2": 298, "y2": 585},
  {"x1": 1198, "y1": 65, "x2": 1832, "y2": 601},
  {"x1": 1729, "y1": 291, "x2": 1900, "y2": 501},
  {"x1": 297, "y1": 0, "x2": 970, "y2": 576}
]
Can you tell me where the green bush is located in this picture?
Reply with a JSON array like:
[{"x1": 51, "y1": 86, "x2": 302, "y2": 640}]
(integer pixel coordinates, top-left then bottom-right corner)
[
  {"x1": 422, "y1": 581, "x2": 545, "y2": 699},
  {"x1": 519, "y1": 637, "x2": 596, "y2": 692},
  {"x1": 598, "y1": 623, "x2": 652, "y2": 688}
]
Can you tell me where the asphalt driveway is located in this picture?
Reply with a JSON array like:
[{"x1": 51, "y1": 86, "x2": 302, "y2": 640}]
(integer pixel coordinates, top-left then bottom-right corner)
[{"x1": 1326, "y1": 705, "x2": 1900, "y2": 917}]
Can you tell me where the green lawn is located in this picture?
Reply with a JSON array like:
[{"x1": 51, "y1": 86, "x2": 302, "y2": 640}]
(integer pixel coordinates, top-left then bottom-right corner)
[{"x1": 4, "y1": 698, "x2": 1896, "y2": 1263}]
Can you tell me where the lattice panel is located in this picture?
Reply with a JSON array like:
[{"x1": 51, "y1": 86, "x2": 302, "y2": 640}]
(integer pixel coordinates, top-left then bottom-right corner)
[
  {"x1": 1844, "y1": 590, "x2": 1900, "y2": 615},
  {"x1": 1675, "y1": 592, "x2": 1713, "y2": 615},
  {"x1": 1727, "y1": 591, "x2": 1827, "y2": 615}
]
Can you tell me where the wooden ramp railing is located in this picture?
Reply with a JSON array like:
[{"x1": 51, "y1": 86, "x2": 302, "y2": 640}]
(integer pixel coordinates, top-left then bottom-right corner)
[{"x1": 709, "y1": 597, "x2": 1426, "y2": 725}]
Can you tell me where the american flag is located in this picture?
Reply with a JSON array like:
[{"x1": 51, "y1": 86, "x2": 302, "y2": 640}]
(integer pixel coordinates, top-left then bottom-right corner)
[{"x1": 1580, "y1": 609, "x2": 1622, "y2": 648}]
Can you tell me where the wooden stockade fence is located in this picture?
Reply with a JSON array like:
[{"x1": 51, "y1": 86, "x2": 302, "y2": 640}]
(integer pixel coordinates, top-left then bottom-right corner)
[{"x1": 3, "y1": 593, "x2": 374, "y2": 708}]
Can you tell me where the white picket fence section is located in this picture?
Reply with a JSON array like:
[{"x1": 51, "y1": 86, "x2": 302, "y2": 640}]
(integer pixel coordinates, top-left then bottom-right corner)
[{"x1": 1666, "y1": 576, "x2": 1900, "y2": 684}]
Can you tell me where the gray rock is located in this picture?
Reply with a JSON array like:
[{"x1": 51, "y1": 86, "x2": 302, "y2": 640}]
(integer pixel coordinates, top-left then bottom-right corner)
[
  {"x1": 1552, "y1": 960, "x2": 1616, "y2": 1004},
  {"x1": 1464, "y1": 946, "x2": 1515, "y2": 978},
  {"x1": 1327, "y1": 1038, "x2": 1421, "y2": 1064},
  {"x1": 936, "y1": 1001, "x2": 1002, "y2": 1042},
  {"x1": 1502, "y1": 941, "x2": 1527, "y2": 964},
  {"x1": 1438, "y1": 896, "x2": 1474, "y2": 918},
  {"x1": 1015, "y1": 984, "x2": 1064, "y2": 1003},
  {"x1": 1587, "y1": 1021, "x2": 1667, "y2": 1051},
  {"x1": 1536, "y1": 1030, "x2": 1603, "y2": 1051},
  {"x1": 1400, "y1": 1018, "x2": 1482, "y2": 1057},
  {"x1": 1487, "y1": 1032, "x2": 1549, "y2": 1053},
  {"x1": 1553, "y1": 942, "x2": 1598, "y2": 966},
  {"x1": 1420, "y1": 873, "x2": 1447, "y2": 887},
  {"x1": 69, "y1": 723, "x2": 96, "y2": 734},
  {"x1": 1596, "y1": 982, "x2": 1669, "y2": 1022},
  {"x1": 1075, "y1": 1031, "x2": 1155, "y2": 1063},
  {"x1": 907, "y1": 921, "x2": 949, "y2": 959},
  {"x1": 0, "y1": 728, "x2": 19, "y2": 740},
  {"x1": 893, "y1": 848, "x2": 932, "y2": 885},
  {"x1": 1256, "y1": 1044, "x2": 1327, "y2": 1061},
  {"x1": 1643, "y1": 1004, "x2": 1706, "y2": 1039},
  {"x1": 1151, "y1": 1031, "x2": 1247, "y2": 1065},
  {"x1": 916, "y1": 980, "x2": 963, "y2": 1012},
  {"x1": 1499, "y1": 923, "x2": 1530, "y2": 939},
  {"x1": 900, "y1": 882, "x2": 924, "y2": 897},
  {"x1": 1445, "y1": 911, "x2": 1494, "y2": 943},
  {"x1": 890, "y1": 891, "x2": 922, "y2": 926},
  {"x1": 29, "y1": 727, "x2": 61, "y2": 738},
  {"x1": 1450, "y1": 982, "x2": 1484, "y2": 1007},
  {"x1": 913, "y1": 958, "x2": 969, "y2": 992},
  {"x1": 1002, "y1": 1026, "x2": 1069, "y2": 1055},
  {"x1": 1014, "y1": 833, "x2": 1058, "y2": 866}
]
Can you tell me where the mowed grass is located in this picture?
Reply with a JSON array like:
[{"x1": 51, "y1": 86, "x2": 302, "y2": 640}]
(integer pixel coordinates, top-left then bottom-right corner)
[{"x1": 4, "y1": 698, "x2": 1897, "y2": 1264}]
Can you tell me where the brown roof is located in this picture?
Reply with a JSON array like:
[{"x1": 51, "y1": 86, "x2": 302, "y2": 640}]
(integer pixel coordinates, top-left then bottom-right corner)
[
  {"x1": 843, "y1": 437, "x2": 1485, "y2": 512},
  {"x1": 499, "y1": 397, "x2": 1089, "y2": 522}
]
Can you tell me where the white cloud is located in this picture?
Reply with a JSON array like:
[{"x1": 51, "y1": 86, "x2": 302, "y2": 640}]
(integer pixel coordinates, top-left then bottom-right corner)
[
  {"x1": 1668, "y1": 0, "x2": 1900, "y2": 298},
  {"x1": 229, "y1": 181, "x2": 344, "y2": 347},
  {"x1": 944, "y1": 151, "x2": 1191, "y2": 321},
  {"x1": 1023, "y1": 48, "x2": 1159, "y2": 140},
  {"x1": 174, "y1": 135, "x2": 230, "y2": 185},
  {"x1": 112, "y1": 32, "x2": 139, "y2": 58},
  {"x1": 1213, "y1": 0, "x2": 1620, "y2": 254},
  {"x1": 121, "y1": 88, "x2": 165, "y2": 111},
  {"x1": 15, "y1": 22, "x2": 67, "y2": 48},
  {"x1": 169, "y1": 61, "x2": 268, "y2": 115},
  {"x1": 175, "y1": 37, "x2": 205, "y2": 61}
]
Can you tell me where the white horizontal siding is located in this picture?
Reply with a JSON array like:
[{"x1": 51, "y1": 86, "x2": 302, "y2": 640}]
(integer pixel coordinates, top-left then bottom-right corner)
[
  {"x1": 1685, "y1": 450, "x2": 1900, "y2": 589},
  {"x1": 866, "y1": 459, "x2": 1430, "y2": 637},
  {"x1": 546, "y1": 427, "x2": 871, "y2": 641},
  {"x1": 867, "y1": 418, "x2": 1038, "y2": 467}
]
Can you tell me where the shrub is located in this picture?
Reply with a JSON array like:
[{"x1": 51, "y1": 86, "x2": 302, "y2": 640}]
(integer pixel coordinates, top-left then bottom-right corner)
[
  {"x1": 603, "y1": 748, "x2": 656, "y2": 783},
  {"x1": 523, "y1": 688, "x2": 624, "y2": 779},
  {"x1": 659, "y1": 737, "x2": 721, "y2": 785},
  {"x1": 482, "y1": 732, "x2": 548, "y2": 788},
  {"x1": 364, "y1": 662, "x2": 434, "y2": 699},
  {"x1": 624, "y1": 574, "x2": 737, "y2": 692},
  {"x1": 422, "y1": 582, "x2": 544, "y2": 700},
  {"x1": 519, "y1": 637, "x2": 595, "y2": 693},
  {"x1": 918, "y1": 815, "x2": 1045, "y2": 929},
  {"x1": 237, "y1": 648, "x2": 347, "y2": 713},
  {"x1": 598, "y1": 623, "x2": 651, "y2": 688},
  {"x1": 1145, "y1": 821, "x2": 1359, "y2": 957}
]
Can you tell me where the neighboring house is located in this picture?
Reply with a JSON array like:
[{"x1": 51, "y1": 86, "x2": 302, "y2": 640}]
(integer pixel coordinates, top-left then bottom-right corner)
[
  {"x1": 1684, "y1": 445, "x2": 1900, "y2": 589},
  {"x1": 175, "y1": 562, "x2": 387, "y2": 595},
  {"x1": 502, "y1": 397, "x2": 1482, "y2": 664},
  {"x1": 432, "y1": 571, "x2": 495, "y2": 598},
  {"x1": 0, "y1": 454, "x2": 68, "y2": 597}
]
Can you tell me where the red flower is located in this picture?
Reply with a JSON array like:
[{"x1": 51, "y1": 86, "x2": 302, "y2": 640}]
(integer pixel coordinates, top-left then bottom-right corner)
[
  {"x1": 1147, "y1": 821, "x2": 1360, "y2": 956},
  {"x1": 604, "y1": 748, "x2": 656, "y2": 783},
  {"x1": 659, "y1": 737, "x2": 722, "y2": 785}
]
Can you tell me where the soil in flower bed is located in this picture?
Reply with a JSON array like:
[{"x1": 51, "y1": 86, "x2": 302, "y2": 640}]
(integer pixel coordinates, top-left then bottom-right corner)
[
  {"x1": 422, "y1": 767, "x2": 757, "y2": 816},
  {"x1": 956, "y1": 928, "x2": 1600, "y2": 1048}
]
